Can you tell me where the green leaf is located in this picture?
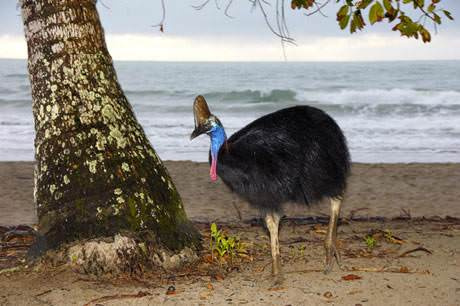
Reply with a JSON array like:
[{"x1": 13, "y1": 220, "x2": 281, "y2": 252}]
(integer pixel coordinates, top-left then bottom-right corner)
[
  {"x1": 433, "y1": 13, "x2": 442, "y2": 24},
  {"x1": 339, "y1": 13, "x2": 351, "y2": 29},
  {"x1": 337, "y1": 5, "x2": 349, "y2": 19},
  {"x1": 383, "y1": 0, "x2": 392, "y2": 11},
  {"x1": 369, "y1": 1, "x2": 384, "y2": 24},
  {"x1": 419, "y1": 26, "x2": 431, "y2": 43},
  {"x1": 414, "y1": 0, "x2": 424, "y2": 8},
  {"x1": 357, "y1": 0, "x2": 373, "y2": 9},
  {"x1": 443, "y1": 10, "x2": 454, "y2": 21},
  {"x1": 211, "y1": 222, "x2": 217, "y2": 234},
  {"x1": 427, "y1": 4, "x2": 436, "y2": 13},
  {"x1": 337, "y1": 5, "x2": 351, "y2": 30},
  {"x1": 350, "y1": 10, "x2": 366, "y2": 33}
]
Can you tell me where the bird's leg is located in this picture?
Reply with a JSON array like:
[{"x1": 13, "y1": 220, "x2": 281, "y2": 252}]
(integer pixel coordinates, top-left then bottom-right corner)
[
  {"x1": 265, "y1": 211, "x2": 281, "y2": 277},
  {"x1": 324, "y1": 197, "x2": 342, "y2": 274}
]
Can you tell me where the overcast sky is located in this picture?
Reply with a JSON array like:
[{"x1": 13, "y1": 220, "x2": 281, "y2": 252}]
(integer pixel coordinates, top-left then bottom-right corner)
[{"x1": 1, "y1": 0, "x2": 459, "y2": 61}]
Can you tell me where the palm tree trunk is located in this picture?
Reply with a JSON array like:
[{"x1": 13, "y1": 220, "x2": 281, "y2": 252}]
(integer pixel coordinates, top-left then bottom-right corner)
[{"x1": 20, "y1": 0, "x2": 200, "y2": 256}]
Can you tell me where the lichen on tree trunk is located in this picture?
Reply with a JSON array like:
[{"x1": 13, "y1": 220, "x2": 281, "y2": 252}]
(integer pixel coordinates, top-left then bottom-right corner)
[{"x1": 20, "y1": 0, "x2": 200, "y2": 255}]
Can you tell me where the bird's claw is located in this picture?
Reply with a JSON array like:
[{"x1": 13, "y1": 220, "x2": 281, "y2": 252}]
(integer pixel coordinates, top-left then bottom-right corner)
[
  {"x1": 272, "y1": 257, "x2": 282, "y2": 276},
  {"x1": 324, "y1": 242, "x2": 342, "y2": 274}
]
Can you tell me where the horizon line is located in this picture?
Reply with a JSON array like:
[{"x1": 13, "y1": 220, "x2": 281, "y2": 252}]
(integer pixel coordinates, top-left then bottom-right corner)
[{"x1": 1, "y1": 58, "x2": 459, "y2": 63}]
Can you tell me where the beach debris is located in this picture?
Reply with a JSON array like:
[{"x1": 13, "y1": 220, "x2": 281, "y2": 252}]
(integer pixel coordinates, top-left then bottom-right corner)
[
  {"x1": 342, "y1": 274, "x2": 362, "y2": 281},
  {"x1": 166, "y1": 285, "x2": 176, "y2": 295},
  {"x1": 400, "y1": 208, "x2": 412, "y2": 219},
  {"x1": 323, "y1": 291, "x2": 333, "y2": 299},
  {"x1": 35, "y1": 289, "x2": 52, "y2": 297},
  {"x1": 345, "y1": 266, "x2": 430, "y2": 274},
  {"x1": 398, "y1": 247, "x2": 432, "y2": 257},
  {"x1": 268, "y1": 286, "x2": 286, "y2": 291},
  {"x1": 0, "y1": 225, "x2": 37, "y2": 270},
  {"x1": 382, "y1": 230, "x2": 404, "y2": 245},
  {"x1": 347, "y1": 208, "x2": 369, "y2": 220},
  {"x1": 83, "y1": 290, "x2": 151, "y2": 306},
  {"x1": 399, "y1": 266, "x2": 409, "y2": 273}
]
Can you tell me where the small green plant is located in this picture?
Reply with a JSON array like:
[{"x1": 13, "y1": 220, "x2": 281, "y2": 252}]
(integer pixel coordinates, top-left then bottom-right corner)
[
  {"x1": 210, "y1": 223, "x2": 245, "y2": 259},
  {"x1": 364, "y1": 235, "x2": 377, "y2": 250}
]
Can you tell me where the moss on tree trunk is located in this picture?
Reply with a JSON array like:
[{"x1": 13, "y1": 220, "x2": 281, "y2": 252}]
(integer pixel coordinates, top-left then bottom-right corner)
[{"x1": 20, "y1": 0, "x2": 200, "y2": 254}]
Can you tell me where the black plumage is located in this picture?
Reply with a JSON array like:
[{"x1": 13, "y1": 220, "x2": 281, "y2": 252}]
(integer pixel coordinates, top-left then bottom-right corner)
[
  {"x1": 191, "y1": 95, "x2": 351, "y2": 278},
  {"x1": 215, "y1": 105, "x2": 350, "y2": 212}
]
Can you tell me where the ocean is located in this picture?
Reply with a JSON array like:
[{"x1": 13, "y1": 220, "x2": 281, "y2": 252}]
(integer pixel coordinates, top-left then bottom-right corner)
[{"x1": 0, "y1": 59, "x2": 459, "y2": 162}]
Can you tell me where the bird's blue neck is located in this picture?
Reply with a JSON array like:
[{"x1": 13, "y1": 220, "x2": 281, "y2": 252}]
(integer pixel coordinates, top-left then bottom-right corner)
[
  {"x1": 209, "y1": 124, "x2": 226, "y2": 181},
  {"x1": 210, "y1": 125, "x2": 227, "y2": 159}
]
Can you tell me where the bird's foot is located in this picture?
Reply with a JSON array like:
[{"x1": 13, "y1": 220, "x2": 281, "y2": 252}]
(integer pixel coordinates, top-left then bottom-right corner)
[
  {"x1": 271, "y1": 256, "x2": 282, "y2": 276},
  {"x1": 324, "y1": 242, "x2": 342, "y2": 274}
]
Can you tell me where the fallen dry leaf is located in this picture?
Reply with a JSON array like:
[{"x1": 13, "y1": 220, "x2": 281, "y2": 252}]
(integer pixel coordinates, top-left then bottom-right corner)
[
  {"x1": 342, "y1": 274, "x2": 362, "y2": 281},
  {"x1": 399, "y1": 266, "x2": 410, "y2": 273},
  {"x1": 323, "y1": 291, "x2": 333, "y2": 298},
  {"x1": 268, "y1": 287, "x2": 286, "y2": 291},
  {"x1": 203, "y1": 254, "x2": 213, "y2": 263},
  {"x1": 398, "y1": 246, "x2": 433, "y2": 257},
  {"x1": 207, "y1": 283, "x2": 214, "y2": 290}
]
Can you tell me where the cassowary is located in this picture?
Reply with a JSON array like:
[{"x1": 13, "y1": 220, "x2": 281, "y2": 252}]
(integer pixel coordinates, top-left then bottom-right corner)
[{"x1": 190, "y1": 95, "x2": 350, "y2": 278}]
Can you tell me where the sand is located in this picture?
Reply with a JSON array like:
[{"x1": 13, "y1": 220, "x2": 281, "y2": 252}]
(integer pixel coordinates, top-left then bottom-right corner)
[
  {"x1": 1, "y1": 161, "x2": 459, "y2": 226},
  {"x1": 0, "y1": 161, "x2": 459, "y2": 305}
]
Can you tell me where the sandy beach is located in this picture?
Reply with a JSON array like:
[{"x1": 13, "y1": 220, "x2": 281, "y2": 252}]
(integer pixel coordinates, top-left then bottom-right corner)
[
  {"x1": 1, "y1": 161, "x2": 459, "y2": 305},
  {"x1": 0, "y1": 161, "x2": 460, "y2": 225},
  {"x1": 1, "y1": 161, "x2": 459, "y2": 226}
]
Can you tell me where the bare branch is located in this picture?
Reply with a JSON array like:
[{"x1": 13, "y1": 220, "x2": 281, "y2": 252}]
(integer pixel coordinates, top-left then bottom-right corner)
[
  {"x1": 304, "y1": 0, "x2": 330, "y2": 17},
  {"x1": 224, "y1": 0, "x2": 235, "y2": 18},
  {"x1": 152, "y1": 0, "x2": 166, "y2": 32},
  {"x1": 256, "y1": 0, "x2": 295, "y2": 44},
  {"x1": 215, "y1": 0, "x2": 221, "y2": 10},
  {"x1": 192, "y1": 0, "x2": 212, "y2": 10},
  {"x1": 98, "y1": 0, "x2": 111, "y2": 10}
]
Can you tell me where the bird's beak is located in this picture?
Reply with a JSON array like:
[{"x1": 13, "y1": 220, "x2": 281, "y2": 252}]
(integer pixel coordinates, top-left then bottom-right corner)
[{"x1": 190, "y1": 125, "x2": 207, "y2": 140}]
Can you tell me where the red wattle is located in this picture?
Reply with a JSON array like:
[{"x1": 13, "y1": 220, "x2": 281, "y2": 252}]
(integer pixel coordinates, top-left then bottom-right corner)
[{"x1": 210, "y1": 159, "x2": 217, "y2": 181}]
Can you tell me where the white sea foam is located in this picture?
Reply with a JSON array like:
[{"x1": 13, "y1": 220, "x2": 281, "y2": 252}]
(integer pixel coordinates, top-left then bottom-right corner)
[{"x1": 1, "y1": 59, "x2": 459, "y2": 162}]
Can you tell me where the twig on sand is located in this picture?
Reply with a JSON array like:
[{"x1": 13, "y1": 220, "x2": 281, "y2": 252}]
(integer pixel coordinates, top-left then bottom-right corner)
[
  {"x1": 83, "y1": 291, "x2": 151, "y2": 306},
  {"x1": 345, "y1": 266, "x2": 430, "y2": 274},
  {"x1": 285, "y1": 268, "x2": 324, "y2": 274},
  {"x1": 284, "y1": 266, "x2": 430, "y2": 275},
  {"x1": 35, "y1": 289, "x2": 52, "y2": 297},
  {"x1": 347, "y1": 208, "x2": 369, "y2": 220},
  {"x1": 400, "y1": 208, "x2": 412, "y2": 219},
  {"x1": 398, "y1": 246, "x2": 432, "y2": 257}
]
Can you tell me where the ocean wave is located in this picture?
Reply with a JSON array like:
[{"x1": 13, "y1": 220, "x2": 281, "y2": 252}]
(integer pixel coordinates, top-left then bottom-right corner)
[
  {"x1": 4, "y1": 73, "x2": 28, "y2": 78},
  {"x1": 203, "y1": 89, "x2": 297, "y2": 103},
  {"x1": 317, "y1": 103, "x2": 460, "y2": 117},
  {"x1": 124, "y1": 89, "x2": 187, "y2": 97},
  {"x1": 0, "y1": 99, "x2": 31, "y2": 107},
  {"x1": 301, "y1": 88, "x2": 460, "y2": 105}
]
